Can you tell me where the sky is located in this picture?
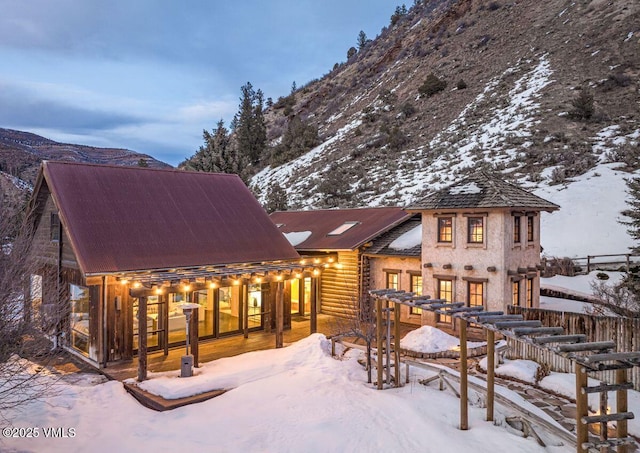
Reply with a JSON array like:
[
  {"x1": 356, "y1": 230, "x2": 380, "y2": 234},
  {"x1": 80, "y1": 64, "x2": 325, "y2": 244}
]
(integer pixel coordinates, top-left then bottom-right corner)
[{"x1": 0, "y1": 1, "x2": 396, "y2": 166}]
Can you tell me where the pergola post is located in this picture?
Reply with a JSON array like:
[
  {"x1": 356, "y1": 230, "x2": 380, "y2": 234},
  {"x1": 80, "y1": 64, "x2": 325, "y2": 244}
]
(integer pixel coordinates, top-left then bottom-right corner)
[
  {"x1": 459, "y1": 318, "x2": 468, "y2": 430},
  {"x1": 137, "y1": 296, "x2": 147, "y2": 382},
  {"x1": 575, "y1": 362, "x2": 589, "y2": 453},
  {"x1": 486, "y1": 329, "x2": 495, "y2": 422},
  {"x1": 275, "y1": 281, "x2": 284, "y2": 348},
  {"x1": 376, "y1": 297, "x2": 383, "y2": 390},
  {"x1": 189, "y1": 300, "x2": 199, "y2": 367},
  {"x1": 243, "y1": 283, "x2": 249, "y2": 339},
  {"x1": 310, "y1": 277, "x2": 318, "y2": 334},
  {"x1": 394, "y1": 301, "x2": 401, "y2": 387},
  {"x1": 617, "y1": 368, "x2": 629, "y2": 453}
]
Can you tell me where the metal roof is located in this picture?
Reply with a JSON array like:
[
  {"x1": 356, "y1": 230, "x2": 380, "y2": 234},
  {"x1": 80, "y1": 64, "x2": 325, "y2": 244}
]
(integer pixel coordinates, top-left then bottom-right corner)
[
  {"x1": 408, "y1": 172, "x2": 560, "y2": 211},
  {"x1": 269, "y1": 207, "x2": 411, "y2": 251},
  {"x1": 39, "y1": 161, "x2": 299, "y2": 274}
]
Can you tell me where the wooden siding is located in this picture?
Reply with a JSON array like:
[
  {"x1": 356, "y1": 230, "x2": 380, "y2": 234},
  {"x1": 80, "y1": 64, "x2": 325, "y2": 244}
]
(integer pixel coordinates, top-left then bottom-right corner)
[
  {"x1": 320, "y1": 251, "x2": 360, "y2": 318},
  {"x1": 507, "y1": 306, "x2": 640, "y2": 389}
]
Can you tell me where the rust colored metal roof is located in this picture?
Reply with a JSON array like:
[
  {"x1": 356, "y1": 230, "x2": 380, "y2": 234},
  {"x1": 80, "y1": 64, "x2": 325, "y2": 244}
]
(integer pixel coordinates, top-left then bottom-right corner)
[
  {"x1": 269, "y1": 207, "x2": 412, "y2": 251},
  {"x1": 40, "y1": 161, "x2": 299, "y2": 274}
]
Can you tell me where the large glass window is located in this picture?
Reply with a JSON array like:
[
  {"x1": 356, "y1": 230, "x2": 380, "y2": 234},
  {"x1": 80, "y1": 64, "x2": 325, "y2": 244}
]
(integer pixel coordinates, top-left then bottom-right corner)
[
  {"x1": 247, "y1": 284, "x2": 263, "y2": 329},
  {"x1": 70, "y1": 284, "x2": 90, "y2": 355},
  {"x1": 218, "y1": 286, "x2": 241, "y2": 334},
  {"x1": 513, "y1": 216, "x2": 521, "y2": 244},
  {"x1": 194, "y1": 289, "x2": 214, "y2": 338},
  {"x1": 436, "y1": 279, "x2": 453, "y2": 323},
  {"x1": 386, "y1": 272, "x2": 399, "y2": 290},
  {"x1": 410, "y1": 273, "x2": 423, "y2": 315},
  {"x1": 467, "y1": 217, "x2": 484, "y2": 244},
  {"x1": 468, "y1": 281, "x2": 484, "y2": 308},
  {"x1": 437, "y1": 217, "x2": 452, "y2": 243}
]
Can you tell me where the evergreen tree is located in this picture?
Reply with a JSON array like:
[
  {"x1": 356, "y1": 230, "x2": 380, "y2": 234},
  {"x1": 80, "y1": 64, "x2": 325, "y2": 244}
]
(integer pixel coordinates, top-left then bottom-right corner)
[
  {"x1": 264, "y1": 182, "x2": 289, "y2": 213},
  {"x1": 622, "y1": 177, "x2": 640, "y2": 254},
  {"x1": 180, "y1": 119, "x2": 245, "y2": 177},
  {"x1": 357, "y1": 30, "x2": 368, "y2": 50},
  {"x1": 231, "y1": 82, "x2": 268, "y2": 166},
  {"x1": 347, "y1": 46, "x2": 357, "y2": 59},
  {"x1": 270, "y1": 116, "x2": 320, "y2": 166},
  {"x1": 137, "y1": 158, "x2": 148, "y2": 167}
]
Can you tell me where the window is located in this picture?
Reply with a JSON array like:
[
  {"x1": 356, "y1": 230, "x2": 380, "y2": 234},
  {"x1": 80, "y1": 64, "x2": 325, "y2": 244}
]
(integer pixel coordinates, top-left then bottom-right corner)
[
  {"x1": 468, "y1": 281, "x2": 484, "y2": 308},
  {"x1": 328, "y1": 221, "x2": 359, "y2": 236},
  {"x1": 436, "y1": 279, "x2": 453, "y2": 323},
  {"x1": 70, "y1": 284, "x2": 90, "y2": 355},
  {"x1": 513, "y1": 216, "x2": 521, "y2": 244},
  {"x1": 512, "y1": 280, "x2": 520, "y2": 306},
  {"x1": 437, "y1": 217, "x2": 453, "y2": 243},
  {"x1": 50, "y1": 213, "x2": 60, "y2": 242},
  {"x1": 526, "y1": 278, "x2": 534, "y2": 308},
  {"x1": 386, "y1": 272, "x2": 399, "y2": 290},
  {"x1": 467, "y1": 217, "x2": 484, "y2": 243},
  {"x1": 410, "y1": 273, "x2": 423, "y2": 314},
  {"x1": 527, "y1": 216, "x2": 534, "y2": 242}
]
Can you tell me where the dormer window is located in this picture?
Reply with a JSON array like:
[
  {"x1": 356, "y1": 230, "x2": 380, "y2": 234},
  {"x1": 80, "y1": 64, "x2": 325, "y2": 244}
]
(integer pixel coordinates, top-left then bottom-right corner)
[{"x1": 328, "y1": 221, "x2": 359, "y2": 236}]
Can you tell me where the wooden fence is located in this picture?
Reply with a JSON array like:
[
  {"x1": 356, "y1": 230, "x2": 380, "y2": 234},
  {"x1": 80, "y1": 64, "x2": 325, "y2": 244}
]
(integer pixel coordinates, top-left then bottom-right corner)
[{"x1": 506, "y1": 306, "x2": 640, "y2": 390}]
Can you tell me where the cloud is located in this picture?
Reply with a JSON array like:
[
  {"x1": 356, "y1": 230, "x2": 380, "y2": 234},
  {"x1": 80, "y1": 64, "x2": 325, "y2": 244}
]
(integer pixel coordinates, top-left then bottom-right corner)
[{"x1": 0, "y1": 83, "x2": 143, "y2": 132}]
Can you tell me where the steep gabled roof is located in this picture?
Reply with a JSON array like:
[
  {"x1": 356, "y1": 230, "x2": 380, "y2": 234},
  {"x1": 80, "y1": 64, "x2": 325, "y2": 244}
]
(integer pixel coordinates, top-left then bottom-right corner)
[
  {"x1": 409, "y1": 172, "x2": 560, "y2": 211},
  {"x1": 364, "y1": 215, "x2": 422, "y2": 257},
  {"x1": 269, "y1": 207, "x2": 411, "y2": 251},
  {"x1": 35, "y1": 161, "x2": 299, "y2": 274}
]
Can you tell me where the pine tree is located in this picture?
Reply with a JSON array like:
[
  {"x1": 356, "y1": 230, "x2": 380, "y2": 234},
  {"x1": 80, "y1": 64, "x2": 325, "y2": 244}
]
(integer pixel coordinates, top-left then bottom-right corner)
[
  {"x1": 231, "y1": 82, "x2": 268, "y2": 166},
  {"x1": 180, "y1": 119, "x2": 246, "y2": 177},
  {"x1": 270, "y1": 116, "x2": 320, "y2": 166},
  {"x1": 265, "y1": 182, "x2": 289, "y2": 213},
  {"x1": 357, "y1": 30, "x2": 368, "y2": 50},
  {"x1": 622, "y1": 177, "x2": 640, "y2": 254}
]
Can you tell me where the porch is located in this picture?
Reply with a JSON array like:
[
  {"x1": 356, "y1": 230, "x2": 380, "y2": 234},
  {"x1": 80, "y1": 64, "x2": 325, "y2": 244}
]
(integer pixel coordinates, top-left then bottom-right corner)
[{"x1": 101, "y1": 314, "x2": 342, "y2": 381}]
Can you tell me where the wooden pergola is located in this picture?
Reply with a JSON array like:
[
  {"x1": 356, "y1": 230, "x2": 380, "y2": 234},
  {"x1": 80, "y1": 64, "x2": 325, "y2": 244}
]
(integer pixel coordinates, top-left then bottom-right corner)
[
  {"x1": 370, "y1": 289, "x2": 640, "y2": 453},
  {"x1": 123, "y1": 255, "x2": 337, "y2": 382}
]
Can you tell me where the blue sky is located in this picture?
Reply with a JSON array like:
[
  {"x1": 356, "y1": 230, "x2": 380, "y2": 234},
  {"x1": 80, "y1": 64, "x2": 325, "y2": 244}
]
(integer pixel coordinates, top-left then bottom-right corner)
[{"x1": 0, "y1": 1, "x2": 396, "y2": 166}]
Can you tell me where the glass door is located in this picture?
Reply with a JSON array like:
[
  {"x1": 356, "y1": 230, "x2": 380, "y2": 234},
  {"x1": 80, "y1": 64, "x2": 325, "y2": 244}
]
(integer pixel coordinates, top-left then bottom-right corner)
[
  {"x1": 247, "y1": 284, "x2": 263, "y2": 329},
  {"x1": 218, "y1": 286, "x2": 241, "y2": 334},
  {"x1": 194, "y1": 289, "x2": 215, "y2": 339},
  {"x1": 133, "y1": 295, "x2": 166, "y2": 352}
]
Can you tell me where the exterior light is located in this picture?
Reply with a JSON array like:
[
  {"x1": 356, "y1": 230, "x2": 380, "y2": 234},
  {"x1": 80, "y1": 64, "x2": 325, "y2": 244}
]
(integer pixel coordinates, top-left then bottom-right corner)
[
  {"x1": 335, "y1": 263, "x2": 343, "y2": 269},
  {"x1": 324, "y1": 263, "x2": 330, "y2": 268},
  {"x1": 254, "y1": 277, "x2": 262, "y2": 284},
  {"x1": 300, "y1": 259, "x2": 306, "y2": 265},
  {"x1": 295, "y1": 272, "x2": 302, "y2": 279},
  {"x1": 328, "y1": 257, "x2": 334, "y2": 263},
  {"x1": 233, "y1": 279, "x2": 240, "y2": 286},
  {"x1": 154, "y1": 287, "x2": 163, "y2": 295},
  {"x1": 275, "y1": 274, "x2": 283, "y2": 281},
  {"x1": 183, "y1": 284, "x2": 191, "y2": 292},
  {"x1": 132, "y1": 282, "x2": 141, "y2": 289},
  {"x1": 314, "y1": 258, "x2": 320, "y2": 264},
  {"x1": 209, "y1": 281, "x2": 217, "y2": 289},
  {"x1": 313, "y1": 269, "x2": 320, "y2": 276},
  {"x1": 120, "y1": 279, "x2": 129, "y2": 285}
]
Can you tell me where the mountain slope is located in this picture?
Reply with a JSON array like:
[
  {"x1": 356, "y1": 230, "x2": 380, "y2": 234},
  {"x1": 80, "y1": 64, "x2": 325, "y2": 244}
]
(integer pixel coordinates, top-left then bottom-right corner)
[{"x1": 251, "y1": 0, "x2": 640, "y2": 257}]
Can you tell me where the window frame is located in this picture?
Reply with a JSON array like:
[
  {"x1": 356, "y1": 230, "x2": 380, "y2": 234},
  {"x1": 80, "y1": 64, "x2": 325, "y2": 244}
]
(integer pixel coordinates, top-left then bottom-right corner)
[
  {"x1": 467, "y1": 281, "x2": 484, "y2": 308},
  {"x1": 513, "y1": 215, "x2": 521, "y2": 244},
  {"x1": 50, "y1": 213, "x2": 60, "y2": 242},
  {"x1": 512, "y1": 280, "x2": 521, "y2": 306},
  {"x1": 526, "y1": 277, "x2": 534, "y2": 308},
  {"x1": 437, "y1": 216, "x2": 453, "y2": 243},
  {"x1": 409, "y1": 272, "x2": 423, "y2": 315},
  {"x1": 527, "y1": 215, "x2": 535, "y2": 242},
  {"x1": 467, "y1": 216, "x2": 484, "y2": 244},
  {"x1": 385, "y1": 271, "x2": 400, "y2": 290},
  {"x1": 436, "y1": 278, "x2": 453, "y2": 323}
]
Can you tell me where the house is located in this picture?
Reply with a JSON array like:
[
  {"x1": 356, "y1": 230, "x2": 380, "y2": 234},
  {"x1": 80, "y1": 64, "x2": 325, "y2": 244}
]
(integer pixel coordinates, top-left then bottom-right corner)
[
  {"x1": 27, "y1": 161, "x2": 332, "y2": 373},
  {"x1": 408, "y1": 172, "x2": 559, "y2": 328},
  {"x1": 270, "y1": 208, "x2": 416, "y2": 319}
]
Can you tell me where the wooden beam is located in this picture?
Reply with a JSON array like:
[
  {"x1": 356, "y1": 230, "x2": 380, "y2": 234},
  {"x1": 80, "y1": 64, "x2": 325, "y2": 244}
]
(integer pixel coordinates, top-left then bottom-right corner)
[
  {"x1": 376, "y1": 297, "x2": 383, "y2": 390},
  {"x1": 190, "y1": 301, "x2": 199, "y2": 367},
  {"x1": 477, "y1": 314, "x2": 522, "y2": 323},
  {"x1": 275, "y1": 282, "x2": 284, "y2": 348},
  {"x1": 243, "y1": 283, "x2": 249, "y2": 339},
  {"x1": 494, "y1": 320, "x2": 542, "y2": 329},
  {"x1": 559, "y1": 341, "x2": 616, "y2": 353},
  {"x1": 584, "y1": 351, "x2": 640, "y2": 364},
  {"x1": 575, "y1": 362, "x2": 589, "y2": 453},
  {"x1": 460, "y1": 319, "x2": 468, "y2": 430},
  {"x1": 513, "y1": 327, "x2": 564, "y2": 337},
  {"x1": 582, "y1": 382, "x2": 633, "y2": 394},
  {"x1": 486, "y1": 329, "x2": 495, "y2": 422},
  {"x1": 617, "y1": 368, "x2": 629, "y2": 453},
  {"x1": 310, "y1": 277, "x2": 318, "y2": 334},
  {"x1": 533, "y1": 334, "x2": 587, "y2": 345},
  {"x1": 394, "y1": 301, "x2": 401, "y2": 387},
  {"x1": 137, "y1": 296, "x2": 147, "y2": 382}
]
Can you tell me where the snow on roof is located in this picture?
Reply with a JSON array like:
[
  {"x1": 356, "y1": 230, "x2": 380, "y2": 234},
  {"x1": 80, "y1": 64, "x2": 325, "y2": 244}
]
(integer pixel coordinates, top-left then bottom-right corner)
[
  {"x1": 448, "y1": 181, "x2": 482, "y2": 195},
  {"x1": 283, "y1": 231, "x2": 312, "y2": 246},
  {"x1": 388, "y1": 223, "x2": 422, "y2": 250}
]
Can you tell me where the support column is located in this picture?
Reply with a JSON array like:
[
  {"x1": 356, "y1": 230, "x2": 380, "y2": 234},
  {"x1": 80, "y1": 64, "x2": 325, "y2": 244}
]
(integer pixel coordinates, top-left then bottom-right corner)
[
  {"x1": 376, "y1": 297, "x2": 383, "y2": 390},
  {"x1": 190, "y1": 301, "x2": 199, "y2": 367},
  {"x1": 137, "y1": 296, "x2": 147, "y2": 382},
  {"x1": 575, "y1": 362, "x2": 589, "y2": 453},
  {"x1": 310, "y1": 277, "x2": 318, "y2": 334},
  {"x1": 243, "y1": 283, "x2": 249, "y2": 339},
  {"x1": 486, "y1": 329, "x2": 495, "y2": 422},
  {"x1": 275, "y1": 281, "x2": 284, "y2": 348},
  {"x1": 460, "y1": 318, "x2": 468, "y2": 430},
  {"x1": 617, "y1": 368, "x2": 629, "y2": 453},
  {"x1": 394, "y1": 301, "x2": 401, "y2": 387}
]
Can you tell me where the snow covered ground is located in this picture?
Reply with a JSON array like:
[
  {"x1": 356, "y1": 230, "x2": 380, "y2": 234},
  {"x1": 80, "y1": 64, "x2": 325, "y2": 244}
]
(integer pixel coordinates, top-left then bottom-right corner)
[
  {"x1": 2, "y1": 333, "x2": 578, "y2": 453},
  {"x1": 540, "y1": 270, "x2": 623, "y2": 314}
]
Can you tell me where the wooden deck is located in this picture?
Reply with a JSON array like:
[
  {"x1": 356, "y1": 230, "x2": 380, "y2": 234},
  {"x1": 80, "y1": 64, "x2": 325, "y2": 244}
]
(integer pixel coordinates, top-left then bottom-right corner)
[{"x1": 102, "y1": 314, "x2": 347, "y2": 381}]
